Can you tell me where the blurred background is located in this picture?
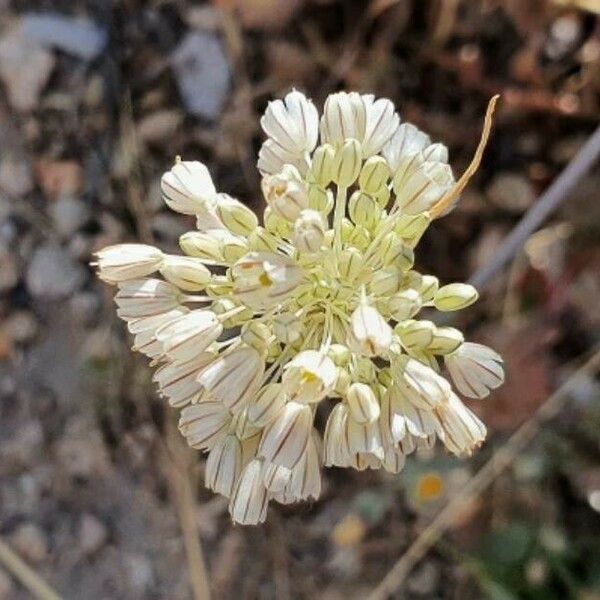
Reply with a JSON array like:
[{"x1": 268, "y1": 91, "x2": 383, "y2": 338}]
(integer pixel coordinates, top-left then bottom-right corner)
[{"x1": 0, "y1": 0, "x2": 599, "y2": 598}]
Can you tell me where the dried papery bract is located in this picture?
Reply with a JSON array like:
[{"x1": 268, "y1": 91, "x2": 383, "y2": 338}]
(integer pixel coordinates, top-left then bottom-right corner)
[{"x1": 94, "y1": 89, "x2": 504, "y2": 525}]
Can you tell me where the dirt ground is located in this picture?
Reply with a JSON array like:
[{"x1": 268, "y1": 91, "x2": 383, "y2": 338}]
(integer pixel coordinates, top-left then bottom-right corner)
[{"x1": 0, "y1": 1, "x2": 599, "y2": 599}]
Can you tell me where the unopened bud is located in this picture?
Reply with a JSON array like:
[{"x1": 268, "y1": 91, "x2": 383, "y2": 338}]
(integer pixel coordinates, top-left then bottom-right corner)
[
  {"x1": 349, "y1": 302, "x2": 393, "y2": 358},
  {"x1": 377, "y1": 232, "x2": 414, "y2": 271},
  {"x1": 180, "y1": 231, "x2": 222, "y2": 261},
  {"x1": 388, "y1": 289, "x2": 422, "y2": 321},
  {"x1": 328, "y1": 343, "x2": 351, "y2": 367},
  {"x1": 396, "y1": 319, "x2": 436, "y2": 350},
  {"x1": 160, "y1": 255, "x2": 211, "y2": 291},
  {"x1": 419, "y1": 274, "x2": 439, "y2": 302},
  {"x1": 248, "y1": 226, "x2": 279, "y2": 252},
  {"x1": 369, "y1": 267, "x2": 400, "y2": 297},
  {"x1": 334, "y1": 367, "x2": 351, "y2": 396},
  {"x1": 337, "y1": 248, "x2": 363, "y2": 282},
  {"x1": 293, "y1": 209, "x2": 326, "y2": 254},
  {"x1": 332, "y1": 139, "x2": 362, "y2": 187},
  {"x1": 308, "y1": 143, "x2": 336, "y2": 186},
  {"x1": 428, "y1": 327, "x2": 464, "y2": 354},
  {"x1": 241, "y1": 321, "x2": 272, "y2": 351},
  {"x1": 216, "y1": 193, "x2": 259, "y2": 236},
  {"x1": 247, "y1": 384, "x2": 286, "y2": 427},
  {"x1": 394, "y1": 212, "x2": 431, "y2": 240},
  {"x1": 434, "y1": 283, "x2": 479, "y2": 311},
  {"x1": 308, "y1": 184, "x2": 334, "y2": 214},
  {"x1": 359, "y1": 156, "x2": 390, "y2": 194},
  {"x1": 348, "y1": 191, "x2": 381, "y2": 230},
  {"x1": 273, "y1": 312, "x2": 304, "y2": 344},
  {"x1": 261, "y1": 164, "x2": 308, "y2": 221}
]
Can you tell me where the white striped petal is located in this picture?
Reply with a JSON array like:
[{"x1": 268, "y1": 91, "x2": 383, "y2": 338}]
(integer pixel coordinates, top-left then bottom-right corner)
[
  {"x1": 95, "y1": 244, "x2": 164, "y2": 284},
  {"x1": 115, "y1": 279, "x2": 180, "y2": 319},
  {"x1": 361, "y1": 95, "x2": 399, "y2": 158},
  {"x1": 382, "y1": 123, "x2": 431, "y2": 172},
  {"x1": 205, "y1": 434, "x2": 243, "y2": 498},
  {"x1": 178, "y1": 401, "x2": 231, "y2": 451},
  {"x1": 161, "y1": 160, "x2": 217, "y2": 215},
  {"x1": 229, "y1": 459, "x2": 270, "y2": 525}
]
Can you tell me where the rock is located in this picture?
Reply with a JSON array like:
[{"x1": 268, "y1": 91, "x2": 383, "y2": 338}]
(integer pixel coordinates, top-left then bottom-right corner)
[
  {"x1": 70, "y1": 291, "x2": 101, "y2": 325},
  {"x1": 152, "y1": 213, "x2": 189, "y2": 241},
  {"x1": 0, "y1": 247, "x2": 19, "y2": 292},
  {"x1": 55, "y1": 419, "x2": 110, "y2": 479},
  {"x1": 10, "y1": 523, "x2": 48, "y2": 563},
  {"x1": 26, "y1": 244, "x2": 86, "y2": 300},
  {"x1": 35, "y1": 159, "x2": 82, "y2": 200},
  {"x1": 2, "y1": 310, "x2": 38, "y2": 344},
  {"x1": 0, "y1": 155, "x2": 34, "y2": 197},
  {"x1": 0, "y1": 32, "x2": 55, "y2": 112},
  {"x1": 123, "y1": 554, "x2": 155, "y2": 593},
  {"x1": 171, "y1": 32, "x2": 230, "y2": 120},
  {"x1": 486, "y1": 172, "x2": 535, "y2": 213},
  {"x1": 229, "y1": 0, "x2": 304, "y2": 31},
  {"x1": 21, "y1": 13, "x2": 107, "y2": 61},
  {"x1": 0, "y1": 420, "x2": 44, "y2": 471},
  {"x1": 78, "y1": 514, "x2": 108, "y2": 556},
  {"x1": 50, "y1": 197, "x2": 90, "y2": 237},
  {"x1": 137, "y1": 110, "x2": 183, "y2": 144}
]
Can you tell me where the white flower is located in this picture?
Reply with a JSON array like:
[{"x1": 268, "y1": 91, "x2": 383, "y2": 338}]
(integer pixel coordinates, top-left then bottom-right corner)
[
  {"x1": 155, "y1": 310, "x2": 222, "y2": 363},
  {"x1": 178, "y1": 401, "x2": 231, "y2": 451},
  {"x1": 96, "y1": 89, "x2": 503, "y2": 525},
  {"x1": 260, "y1": 89, "x2": 319, "y2": 156},
  {"x1": 161, "y1": 160, "x2": 217, "y2": 215},
  {"x1": 95, "y1": 244, "x2": 164, "y2": 284},
  {"x1": 229, "y1": 459, "x2": 270, "y2": 525},
  {"x1": 348, "y1": 302, "x2": 393, "y2": 358},
  {"x1": 445, "y1": 342, "x2": 504, "y2": 399},
  {"x1": 198, "y1": 345, "x2": 265, "y2": 413},
  {"x1": 282, "y1": 350, "x2": 336, "y2": 404}
]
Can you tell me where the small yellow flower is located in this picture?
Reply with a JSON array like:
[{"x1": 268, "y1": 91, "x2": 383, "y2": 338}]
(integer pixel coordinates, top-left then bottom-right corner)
[{"x1": 94, "y1": 89, "x2": 504, "y2": 525}]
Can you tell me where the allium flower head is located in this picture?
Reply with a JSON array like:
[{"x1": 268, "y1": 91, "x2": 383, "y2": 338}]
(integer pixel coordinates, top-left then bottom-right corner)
[{"x1": 94, "y1": 89, "x2": 504, "y2": 525}]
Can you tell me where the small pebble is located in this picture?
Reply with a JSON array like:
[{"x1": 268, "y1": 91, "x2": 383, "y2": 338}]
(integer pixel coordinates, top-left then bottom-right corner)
[
  {"x1": 78, "y1": 514, "x2": 108, "y2": 556},
  {"x1": 10, "y1": 523, "x2": 48, "y2": 563},
  {"x1": 50, "y1": 197, "x2": 90, "y2": 237}
]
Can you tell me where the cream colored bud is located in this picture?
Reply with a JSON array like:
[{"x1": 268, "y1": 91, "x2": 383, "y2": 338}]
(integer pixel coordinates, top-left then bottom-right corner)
[
  {"x1": 160, "y1": 255, "x2": 211, "y2": 291},
  {"x1": 337, "y1": 248, "x2": 364, "y2": 282},
  {"x1": 331, "y1": 139, "x2": 362, "y2": 187},
  {"x1": 378, "y1": 367, "x2": 393, "y2": 388},
  {"x1": 293, "y1": 209, "x2": 326, "y2": 253},
  {"x1": 212, "y1": 297, "x2": 251, "y2": 327},
  {"x1": 348, "y1": 191, "x2": 381, "y2": 230},
  {"x1": 368, "y1": 267, "x2": 400, "y2": 297},
  {"x1": 206, "y1": 274, "x2": 231, "y2": 298},
  {"x1": 308, "y1": 143, "x2": 336, "y2": 186},
  {"x1": 394, "y1": 212, "x2": 431, "y2": 246},
  {"x1": 377, "y1": 232, "x2": 414, "y2": 271},
  {"x1": 372, "y1": 184, "x2": 391, "y2": 209},
  {"x1": 241, "y1": 320, "x2": 272, "y2": 351},
  {"x1": 388, "y1": 289, "x2": 422, "y2": 321},
  {"x1": 161, "y1": 160, "x2": 216, "y2": 215},
  {"x1": 428, "y1": 326, "x2": 464, "y2": 354},
  {"x1": 320, "y1": 91, "x2": 366, "y2": 147},
  {"x1": 351, "y1": 356, "x2": 377, "y2": 383},
  {"x1": 264, "y1": 207, "x2": 293, "y2": 238},
  {"x1": 347, "y1": 382, "x2": 380, "y2": 424},
  {"x1": 328, "y1": 343, "x2": 351, "y2": 367},
  {"x1": 348, "y1": 224, "x2": 370, "y2": 251},
  {"x1": 434, "y1": 283, "x2": 479, "y2": 311},
  {"x1": 396, "y1": 319, "x2": 436, "y2": 350},
  {"x1": 261, "y1": 164, "x2": 309, "y2": 221},
  {"x1": 180, "y1": 231, "x2": 222, "y2": 261},
  {"x1": 95, "y1": 244, "x2": 164, "y2": 284},
  {"x1": 349, "y1": 303, "x2": 392, "y2": 358},
  {"x1": 273, "y1": 312, "x2": 304, "y2": 344},
  {"x1": 334, "y1": 367, "x2": 351, "y2": 396},
  {"x1": 221, "y1": 236, "x2": 249, "y2": 263},
  {"x1": 247, "y1": 384, "x2": 287, "y2": 428},
  {"x1": 308, "y1": 184, "x2": 334, "y2": 214},
  {"x1": 248, "y1": 226, "x2": 279, "y2": 252},
  {"x1": 359, "y1": 156, "x2": 390, "y2": 194},
  {"x1": 419, "y1": 274, "x2": 439, "y2": 302},
  {"x1": 216, "y1": 193, "x2": 259, "y2": 236}
]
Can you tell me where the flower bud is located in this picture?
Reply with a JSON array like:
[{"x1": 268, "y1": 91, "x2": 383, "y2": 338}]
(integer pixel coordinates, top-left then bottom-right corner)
[
  {"x1": 377, "y1": 367, "x2": 393, "y2": 388},
  {"x1": 348, "y1": 224, "x2": 370, "y2": 251},
  {"x1": 368, "y1": 267, "x2": 400, "y2": 297},
  {"x1": 388, "y1": 289, "x2": 422, "y2": 321},
  {"x1": 161, "y1": 160, "x2": 217, "y2": 215},
  {"x1": 348, "y1": 303, "x2": 393, "y2": 357},
  {"x1": 247, "y1": 383, "x2": 287, "y2": 427},
  {"x1": 273, "y1": 312, "x2": 304, "y2": 344},
  {"x1": 334, "y1": 367, "x2": 351, "y2": 396},
  {"x1": 95, "y1": 244, "x2": 163, "y2": 284},
  {"x1": 320, "y1": 91, "x2": 366, "y2": 146},
  {"x1": 396, "y1": 319, "x2": 436, "y2": 350},
  {"x1": 359, "y1": 156, "x2": 390, "y2": 194},
  {"x1": 331, "y1": 139, "x2": 362, "y2": 187},
  {"x1": 428, "y1": 327, "x2": 464, "y2": 354},
  {"x1": 308, "y1": 143, "x2": 336, "y2": 186},
  {"x1": 377, "y1": 232, "x2": 414, "y2": 271},
  {"x1": 212, "y1": 297, "x2": 251, "y2": 328},
  {"x1": 348, "y1": 191, "x2": 381, "y2": 230},
  {"x1": 419, "y1": 274, "x2": 439, "y2": 302},
  {"x1": 395, "y1": 212, "x2": 431, "y2": 239},
  {"x1": 264, "y1": 207, "x2": 293, "y2": 238},
  {"x1": 216, "y1": 193, "x2": 259, "y2": 236},
  {"x1": 434, "y1": 283, "x2": 479, "y2": 311},
  {"x1": 241, "y1": 320, "x2": 272, "y2": 351},
  {"x1": 373, "y1": 184, "x2": 391, "y2": 209},
  {"x1": 328, "y1": 343, "x2": 351, "y2": 367},
  {"x1": 261, "y1": 164, "x2": 309, "y2": 221},
  {"x1": 337, "y1": 248, "x2": 363, "y2": 282},
  {"x1": 308, "y1": 184, "x2": 334, "y2": 215},
  {"x1": 347, "y1": 382, "x2": 380, "y2": 424},
  {"x1": 293, "y1": 209, "x2": 326, "y2": 253},
  {"x1": 221, "y1": 236, "x2": 249, "y2": 263},
  {"x1": 351, "y1": 356, "x2": 377, "y2": 383},
  {"x1": 180, "y1": 231, "x2": 222, "y2": 261},
  {"x1": 248, "y1": 226, "x2": 279, "y2": 252},
  {"x1": 160, "y1": 255, "x2": 211, "y2": 291}
]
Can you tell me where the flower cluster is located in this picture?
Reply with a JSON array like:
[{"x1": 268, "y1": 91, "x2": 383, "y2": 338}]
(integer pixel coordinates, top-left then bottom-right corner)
[{"x1": 95, "y1": 90, "x2": 504, "y2": 525}]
